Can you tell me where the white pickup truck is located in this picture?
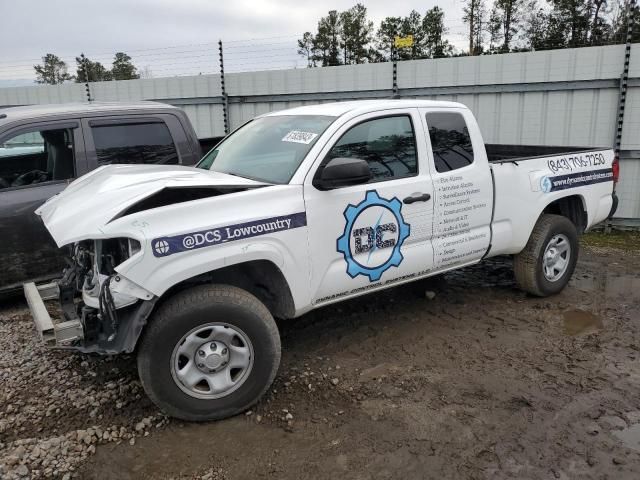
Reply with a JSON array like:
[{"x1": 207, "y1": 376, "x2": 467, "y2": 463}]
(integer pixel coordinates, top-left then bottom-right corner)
[{"x1": 25, "y1": 100, "x2": 618, "y2": 421}]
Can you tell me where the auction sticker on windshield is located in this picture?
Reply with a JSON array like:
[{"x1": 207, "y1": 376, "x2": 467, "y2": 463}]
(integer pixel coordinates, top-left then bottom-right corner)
[{"x1": 282, "y1": 130, "x2": 318, "y2": 144}]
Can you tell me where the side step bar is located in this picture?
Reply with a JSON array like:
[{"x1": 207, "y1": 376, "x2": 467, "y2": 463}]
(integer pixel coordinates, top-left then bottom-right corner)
[{"x1": 23, "y1": 282, "x2": 84, "y2": 347}]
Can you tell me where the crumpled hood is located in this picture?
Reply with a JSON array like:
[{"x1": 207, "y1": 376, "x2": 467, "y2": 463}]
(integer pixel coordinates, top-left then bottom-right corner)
[{"x1": 37, "y1": 164, "x2": 267, "y2": 246}]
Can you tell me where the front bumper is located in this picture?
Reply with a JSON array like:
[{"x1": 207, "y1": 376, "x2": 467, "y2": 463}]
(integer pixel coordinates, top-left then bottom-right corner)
[
  {"x1": 23, "y1": 281, "x2": 84, "y2": 347},
  {"x1": 24, "y1": 278, "x2": 157, "y2": 354}
]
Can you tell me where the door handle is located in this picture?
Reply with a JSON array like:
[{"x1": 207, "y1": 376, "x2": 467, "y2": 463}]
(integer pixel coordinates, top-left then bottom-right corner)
[{"x1": 403, "y1": 193, "x2": 431, "y2": 204}]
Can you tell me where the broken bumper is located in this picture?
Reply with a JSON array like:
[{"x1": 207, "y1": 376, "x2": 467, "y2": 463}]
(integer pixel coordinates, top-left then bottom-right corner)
[{"x1": 23, "y1": 281, "x2": 84, "y2": 347}]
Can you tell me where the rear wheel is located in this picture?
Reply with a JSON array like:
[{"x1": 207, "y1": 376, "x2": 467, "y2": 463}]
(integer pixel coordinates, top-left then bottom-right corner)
[
  {"x1": 514, "y1": 214, "x2": 579, "y2": 297},
  {"x1": 137, "y1": 284, "x2": 281, "y2": 421}
]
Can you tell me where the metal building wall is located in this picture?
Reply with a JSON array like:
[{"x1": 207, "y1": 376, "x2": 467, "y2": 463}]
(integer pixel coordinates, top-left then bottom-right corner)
[{"x1": 0, "y1": 44, "x2": 636, "y2": 218}]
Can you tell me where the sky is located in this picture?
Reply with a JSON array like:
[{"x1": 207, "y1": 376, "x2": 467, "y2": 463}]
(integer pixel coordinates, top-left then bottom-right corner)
[{"x1": 0, "y1": 0, "x2": 470, "y2": 84}]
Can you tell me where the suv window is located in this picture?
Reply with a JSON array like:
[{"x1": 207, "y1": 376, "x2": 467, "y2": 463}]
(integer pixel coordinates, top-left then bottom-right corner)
[
  {"x1": 0, "y1": 128, "x2": 75, "y2": 190},
  {"x1": 326, "y1": 115, "x2": 417, "y2": 182},
  {"x1": 425, "y1": 112, "x2": 474, "y2": 173},
  {"x1": 91, "y1": 122, "x2": 178, "y2": 166}
]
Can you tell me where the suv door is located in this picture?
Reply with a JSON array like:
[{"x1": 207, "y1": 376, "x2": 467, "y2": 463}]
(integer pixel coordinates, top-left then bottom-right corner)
[
  {"x1": 82, "y1": 114, "x2": 195, "y2": 168},
  {"x1": 304, "y1": 109, "x2": 435, "y2": 305},
  {"x1": 0, "y1": 121, "x2": 87, "y2": 292},
  {"x1": 419, "y1": 108, "x2": 493, "y2": 271}
]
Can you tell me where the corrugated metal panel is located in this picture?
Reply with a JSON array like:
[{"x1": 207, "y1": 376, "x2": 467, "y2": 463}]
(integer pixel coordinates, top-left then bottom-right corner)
[
  {"x1": 227, "y1": 63, "x2": 392, "y2": 96},
  {"x1": 0, "y1": 45, "x2": 637, "y2": 220},
  {"x1": 617, "y1": 159, "x2": 640, "y2": 218},
  {"x1": 397, "y1": 45, "x2": 625, "y2": 88},
  {"x1": 621, "y1": 87, "x2": 640, "y2": 150}
]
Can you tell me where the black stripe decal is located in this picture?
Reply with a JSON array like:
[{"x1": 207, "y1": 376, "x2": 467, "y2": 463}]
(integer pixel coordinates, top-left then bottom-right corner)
[{"x1": 547, "y1": 168, "x2": 613, "y2": 192}]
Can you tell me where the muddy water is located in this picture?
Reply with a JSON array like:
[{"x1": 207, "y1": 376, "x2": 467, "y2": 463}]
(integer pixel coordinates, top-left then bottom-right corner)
[
  {"x1": 563, "y1": 309, "x2": 603, "y2": 336},
  {"x1": 614, "y1": 424, "x2": 640, "y2": 452},
  {"x1": 571, "y1": 271, "x2": 640, "y2": 299}
]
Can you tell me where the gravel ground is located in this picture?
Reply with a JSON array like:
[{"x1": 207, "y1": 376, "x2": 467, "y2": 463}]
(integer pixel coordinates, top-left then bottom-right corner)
[{"x1": 1, "y1": 233, "x2": 640, "y2": 479}]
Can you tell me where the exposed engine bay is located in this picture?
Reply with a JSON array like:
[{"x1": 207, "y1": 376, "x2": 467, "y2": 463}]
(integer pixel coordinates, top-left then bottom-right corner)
[{"x1": 57, "y1": 238, "x2": 156, "y2": 354}]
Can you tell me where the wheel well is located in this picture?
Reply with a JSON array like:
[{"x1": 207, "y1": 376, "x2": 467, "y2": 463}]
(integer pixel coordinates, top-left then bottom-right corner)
[
  {"x1": 160, "y1": 260, "x2": 296, "y2": 320},
  {"x1": 542, "y1": 195, "x2": 587, "y2": 234}
]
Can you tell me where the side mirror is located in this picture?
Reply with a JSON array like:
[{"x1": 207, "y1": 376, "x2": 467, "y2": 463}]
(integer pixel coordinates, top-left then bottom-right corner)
[{"x1": 314, "y1": 157, "x2": 371, "y2": 190}]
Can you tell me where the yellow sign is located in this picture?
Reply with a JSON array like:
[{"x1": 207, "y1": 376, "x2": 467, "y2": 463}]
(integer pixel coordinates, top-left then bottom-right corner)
[{"x1": 394, "y1": 35, "x2": 414, "y2": 48}]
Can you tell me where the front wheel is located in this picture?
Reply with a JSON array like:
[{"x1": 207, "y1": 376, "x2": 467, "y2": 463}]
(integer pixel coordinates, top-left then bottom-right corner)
[
  {"x1": 137, "y1": 284, "x2": 281, "y2": 421},
  {"x1": 514, "y1": 214, "x2": 579, "y2": 297}
]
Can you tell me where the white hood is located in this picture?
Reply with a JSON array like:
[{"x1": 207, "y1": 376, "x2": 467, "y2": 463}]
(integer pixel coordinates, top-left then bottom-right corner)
[{"x1": 37, "y1": 164, "x2": 267, "y2": 246}]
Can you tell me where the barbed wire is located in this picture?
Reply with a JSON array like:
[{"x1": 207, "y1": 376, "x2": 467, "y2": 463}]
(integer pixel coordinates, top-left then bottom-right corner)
[{"x1": 0, "y1": 26, "x2": 634, "y2": 84}]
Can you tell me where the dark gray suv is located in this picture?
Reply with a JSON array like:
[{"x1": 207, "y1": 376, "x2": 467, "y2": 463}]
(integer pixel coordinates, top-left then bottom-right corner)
[{"x1": 0, "y1": 101, "x2": 208, "y2": 295}]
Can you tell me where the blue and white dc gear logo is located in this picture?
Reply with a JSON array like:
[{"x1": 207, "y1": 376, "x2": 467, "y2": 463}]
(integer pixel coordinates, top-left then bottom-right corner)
[
  {"x1": 337, "y1": 190, "x2": 410, "y2": 282},
  {"x1": 153, "y1": 239, "x2": 170, "y2": 256},
  {"x1": 541, "y1": 176, "x2": 552, "y2": 193}
]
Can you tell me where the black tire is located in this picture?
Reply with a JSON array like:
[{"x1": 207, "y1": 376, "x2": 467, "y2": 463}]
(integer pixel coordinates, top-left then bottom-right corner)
[
  {"x1": 513, "y1": 214, "x2": 579, "y2": 297},
  {"x1": 137, "y1": 284, "x2": 281, "y2": 421}
]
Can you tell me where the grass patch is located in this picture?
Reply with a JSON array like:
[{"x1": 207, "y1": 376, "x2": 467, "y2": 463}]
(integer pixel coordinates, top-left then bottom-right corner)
[{"x1": 581, "y1": 230, "x2": 640, "y2": 252}]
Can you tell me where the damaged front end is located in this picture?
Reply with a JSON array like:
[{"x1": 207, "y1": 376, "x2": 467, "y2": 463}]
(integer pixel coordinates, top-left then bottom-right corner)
[{"x1": 24, "y1": 238, "x2": 157, "y2": 354}]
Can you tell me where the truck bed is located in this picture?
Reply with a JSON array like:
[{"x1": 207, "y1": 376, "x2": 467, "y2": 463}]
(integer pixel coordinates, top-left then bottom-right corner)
[{"x1": 485, "y1": 144, "x2": 602, "y2": 162}]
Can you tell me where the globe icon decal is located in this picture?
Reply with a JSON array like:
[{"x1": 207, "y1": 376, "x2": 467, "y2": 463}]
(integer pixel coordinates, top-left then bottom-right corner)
[{"x1": 154, "y1": 240, "x2": 170, "y2": 255}]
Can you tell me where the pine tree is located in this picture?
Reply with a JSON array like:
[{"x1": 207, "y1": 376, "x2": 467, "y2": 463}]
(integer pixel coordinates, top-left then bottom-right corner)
[
  {"x1": 375, "y1": 16, "x2": 403, "y2": 61},
  {"x1": 33, "y1": 54, "x2": 73, "y2": 84},
  {"x1": 487, "y1": 6, "x2": 503, "y2": 53},
  {"x1": 423, "y1": 7, "x2": 452, "y2": 58},
  {"x1": 313, "y1": 11, "x2": 342, "y2": 66},
  {"x1": 111, "y1": 52, "x2": 139, "y2": 80},
  {"x1": 495, "y1": 0, "x2": 524, "y2": 51},
  {"x1": 297, "y1": 32, "x2": 315, "y2": 67},
  {"x1": 340, "y1": 4, "x2": 374, "y2": 64},
  {"x1": 520, "y1": 0, "x2": 548, "y2": 50},
  {"x1": 463, "y1": 0, "x2": 487, "y2": 55},
  {"x1": 75, "y1": 56, "x2": 112, "y2": 82}
]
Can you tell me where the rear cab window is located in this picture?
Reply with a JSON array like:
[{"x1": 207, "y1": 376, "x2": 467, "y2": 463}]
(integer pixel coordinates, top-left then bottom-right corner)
[{"x1": 425, "y1": 112, "x2": 474, "y2": 173}]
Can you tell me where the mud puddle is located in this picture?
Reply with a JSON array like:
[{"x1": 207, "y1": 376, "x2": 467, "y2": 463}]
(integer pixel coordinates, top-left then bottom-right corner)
[
  {"x1": 614, "y1": 424, "x2": 640, "y2": 453},
  {"x1": 563, "y1": 309, "x2": 603, "y2": 336},
  {"x1": 570, "y1": 271, "x2": 640, "y2": 299}
]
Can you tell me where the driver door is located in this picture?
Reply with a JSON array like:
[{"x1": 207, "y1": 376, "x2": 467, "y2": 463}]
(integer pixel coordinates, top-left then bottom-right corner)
[
  {"x1": 303, "y1": 108, "x2": 436, "y2": 305},
  {"x1": 0, "y1": 121, "x2": 87, "y2": 291}
]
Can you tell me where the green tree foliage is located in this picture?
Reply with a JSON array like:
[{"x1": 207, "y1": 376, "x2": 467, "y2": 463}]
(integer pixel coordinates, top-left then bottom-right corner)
[
  {"x1": 297, "y1": 32, "x2": 315, "y2": 67},
  {"x1": 33, "y1": 54, "x2": 73, "y2": 84},
  {"x1": 507, "y1": 0, "x2": 623, "y2": 51},
  {"x1": 520, "y1": 0, "x2": 549, "y2": 50},
  {"x1": 340, "y1": 4, "x2": 374, "y2": 64},
  {"x1": 111, "y1": 52, "x2": 140, "y2": 80},
  {"x1": 423, "y1": 7, "x2": 453, "y2": 58},
  {"x1": 375, "y1": 16, "x2": 403, "y2": 60},
  {"x1": 400, "y1": 10, "x2": 428, "y2": 59},
  {"x1": 612, "y1": 2, "x2": 640, "y2": 43},
  {"x1": 75, "y1": 56, "x2": 112, "y2": 83},
  {"x1": 548, "y1": 0, "x2": 591, "y2": 47},
  {"x1": 313, "y1": 10, "x2": 342, "y2": 66},
  {"x1": 298, "y1": 0, "x2": 625, "y2": 65},
  {"x1": 463, "y1": 0, "x2": 487, "y2": 55},
  {"x1": 487, "y1": 6, "x2": 504, "y2": 52},
  {"x1": 495, "y1": 0, "x2": 524, "y2": 51}
]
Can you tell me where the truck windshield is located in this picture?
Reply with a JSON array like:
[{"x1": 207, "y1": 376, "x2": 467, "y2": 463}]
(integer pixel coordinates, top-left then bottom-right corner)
[{"x1": 198, "y1": 115, "x2": 335, "y2": 183}]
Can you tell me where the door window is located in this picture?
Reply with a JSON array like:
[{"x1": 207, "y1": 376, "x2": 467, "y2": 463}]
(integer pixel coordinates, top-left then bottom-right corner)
[
  {"x1": 325, "y1": 115, "x2": 418, "y2": 183},
  {"x1": 91, "y1": 122, "x2": 178, "y2": 166},
  {"x1": 425, "y1": 112, "x2": 474, "y2": 173},
  {"x1": 0, "y1": 128, "x2": 75, "y2": 190}
]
